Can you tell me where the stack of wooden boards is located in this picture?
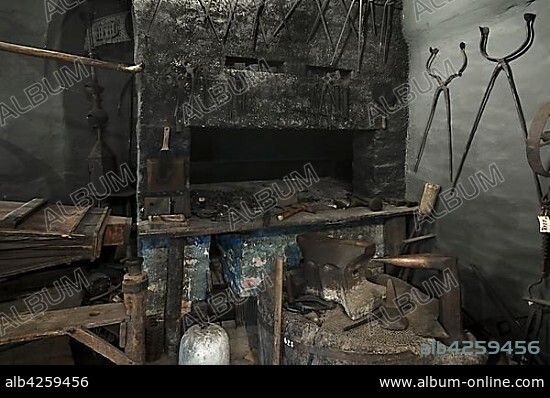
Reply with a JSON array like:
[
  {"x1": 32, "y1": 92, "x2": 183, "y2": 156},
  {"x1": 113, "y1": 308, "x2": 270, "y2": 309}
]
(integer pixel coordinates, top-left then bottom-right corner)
[{"x1": 0, "y1": 199, "x2": 130, "y2": 278}]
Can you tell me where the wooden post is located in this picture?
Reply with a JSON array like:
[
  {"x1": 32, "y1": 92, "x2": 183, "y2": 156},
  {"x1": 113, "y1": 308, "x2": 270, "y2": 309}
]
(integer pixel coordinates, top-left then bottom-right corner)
[
  {"x1": 123, "y1": 258, "x2": 148, "y2": 364},
  {"x1": 272, "y1": 257, "x2": 284, "y2": 365},
  {"x1": 165, "y1": 239, "x2": 184, "y2": 357}
]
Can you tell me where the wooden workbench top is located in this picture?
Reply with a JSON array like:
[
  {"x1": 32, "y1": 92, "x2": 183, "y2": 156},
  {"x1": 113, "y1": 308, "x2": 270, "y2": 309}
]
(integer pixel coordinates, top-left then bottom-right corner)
[{"x1": 138, "y1": 205, "x2": 417, "y2": 238}]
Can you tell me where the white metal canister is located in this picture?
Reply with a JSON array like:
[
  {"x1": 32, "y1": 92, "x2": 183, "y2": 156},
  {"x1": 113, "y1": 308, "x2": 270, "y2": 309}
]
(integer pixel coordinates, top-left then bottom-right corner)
[{"x1": 178, "y1": 324, "x2": 230, "y2": 365}]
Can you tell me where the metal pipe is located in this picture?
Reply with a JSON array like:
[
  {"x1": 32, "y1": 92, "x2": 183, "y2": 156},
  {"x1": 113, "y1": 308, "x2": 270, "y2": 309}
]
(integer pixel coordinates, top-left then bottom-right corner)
[{"x1": 0, "y1": 40, "x2": 143, "y2": 74}]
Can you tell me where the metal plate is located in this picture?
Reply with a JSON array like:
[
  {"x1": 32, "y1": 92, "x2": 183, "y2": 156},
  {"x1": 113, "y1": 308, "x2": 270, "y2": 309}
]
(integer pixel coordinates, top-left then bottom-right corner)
[{"x1": 85, "y1": 12, "x2": 131, "y2": 50}]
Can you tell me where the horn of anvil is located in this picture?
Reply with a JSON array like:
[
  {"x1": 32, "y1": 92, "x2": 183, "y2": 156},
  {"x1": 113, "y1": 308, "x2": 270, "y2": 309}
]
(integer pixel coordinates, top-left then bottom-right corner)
[{"x1": 371, "y1": 254, "x2": 455, "y2": 270}]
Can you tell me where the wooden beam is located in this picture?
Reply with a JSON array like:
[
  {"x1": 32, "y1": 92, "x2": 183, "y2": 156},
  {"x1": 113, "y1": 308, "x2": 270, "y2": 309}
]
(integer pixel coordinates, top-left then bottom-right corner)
[
  {"x1": 67, "y1": 327, "x2": 135, "y2": 365},
  {"x1": 0, "y1": 199, "x2": 46, "y2": 229},
  {"x1": 0, "y1": 303, "x2": 127, "y2": 345}
]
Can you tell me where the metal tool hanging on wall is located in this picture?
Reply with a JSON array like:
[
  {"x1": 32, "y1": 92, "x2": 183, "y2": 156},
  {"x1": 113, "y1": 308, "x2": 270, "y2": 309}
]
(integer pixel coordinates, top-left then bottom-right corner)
[
  {"x1": 379, "y1": 0, "x2": 394, "y2": 64},
  {"x1": 318, "y1": 71, "x2": 342, "y2": 117},
  {"x1": 413, "y1": 43, "x2": 468, "y2": 182},
  {"x1": 223, "y1": 0, "x2": 239, "y2": 45},
  {"x1": 271, "y1": 0, "x2": 302, "y2": 41},
  {"x1": 83, "y1": 10, "x2": 116, "y2": 191},
  {"x1": 331, "y1": 0, "x2": 379, "y2": 71},
  {"x1": 252, "y1": 0, "x2": 270, "y2": 52},
  {"x1": 197, "y1": 0, "x2": 221, "y2": 41},
  {"x1": 527, "y1": 101, "x2": 550, "y2": 178},
  {"x1": 453, "y1": 14, "x2": 542, "y2": 201}
]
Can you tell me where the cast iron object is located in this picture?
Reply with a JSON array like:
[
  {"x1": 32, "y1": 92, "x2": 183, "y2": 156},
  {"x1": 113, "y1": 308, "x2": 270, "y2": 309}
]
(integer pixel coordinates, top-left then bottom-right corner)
[
  {"x1": 371, "y1": 254, "x2": 465, "y2": 344},
  {"x1": 350, "y1": 195, "x2": 384, "y2": 211},
  {"x1": 296, "y1": 233, "x2": 384, "y2": 320},
  {"x1": 453, "y1": 14, "x2": 543, "y2": 201},
  {"x1": 527, "y1": 101, "x2": 550, "y2": 177},
  {"x1": 372, "y1": 273, "x2": 447, "y2": 338},
  {"x1": 284, "y1": 295, "x2": 336, "y2": 314},
  {"x1": 413, "y1": 43, "x2": 468, "y2": 182},
  {"x1": 298, "y1": 233, "x2": 376, "y2": 269},
  {"x1": 343, "y1": 278, "x2": 409, "y2": 332}
]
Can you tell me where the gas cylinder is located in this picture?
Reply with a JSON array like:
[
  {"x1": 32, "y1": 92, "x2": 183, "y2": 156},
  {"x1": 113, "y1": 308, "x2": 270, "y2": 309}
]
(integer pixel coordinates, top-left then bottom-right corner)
[{"x1": 178, "y1": 323, "x2": 230, "y2": 365}]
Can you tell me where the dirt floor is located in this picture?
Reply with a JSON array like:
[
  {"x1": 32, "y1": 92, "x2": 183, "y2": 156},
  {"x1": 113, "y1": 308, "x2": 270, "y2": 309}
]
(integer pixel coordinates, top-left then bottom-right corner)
[{"x1": 0, "y1": 321, "x2": 256, "y2": 365}]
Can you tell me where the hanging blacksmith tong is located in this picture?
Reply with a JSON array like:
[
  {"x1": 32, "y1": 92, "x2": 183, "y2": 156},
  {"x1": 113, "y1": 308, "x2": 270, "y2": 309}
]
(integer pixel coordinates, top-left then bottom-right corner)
[
  {"x1": 453, "y1": 14, "x2": 543, "y2": 201},
  {"x1": 379, "y1": 0, "x2": 394, "y2": 64},
  {"x1": 223, "y1": 0, "x2": 238, "y2": 45},
  {"x1": 252, "y1": 0, "x2": 269, "y2": 52},
  {"x1": 197, "y1": 0, "x2": 220, "y2": 41},
  {"x1": 413, "y1": 43, "x2": 468, "y2": 182}
]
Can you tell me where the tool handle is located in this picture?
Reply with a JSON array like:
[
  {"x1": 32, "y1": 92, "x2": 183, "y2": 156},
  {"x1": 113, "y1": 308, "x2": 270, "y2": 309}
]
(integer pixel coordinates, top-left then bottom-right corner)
[
  {"x1": 161, "y1": 127, "x2": 171, "y2": 151},
  {"x1": 277, "y1": 205, "x2": 305, "y2": 221}
]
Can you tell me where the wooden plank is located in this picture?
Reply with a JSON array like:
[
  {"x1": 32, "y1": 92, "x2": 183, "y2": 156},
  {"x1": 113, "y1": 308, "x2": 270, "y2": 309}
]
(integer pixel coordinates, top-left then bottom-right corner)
[
  {"x1": 68, "y1": 206, "x2": 92, "y2": 233},
  {"x1": 75, "y1": 207, "x2": 110, "y2": 258},
  {"x1": 272, "y1": 257, "x2": 284, "y2": 365},
  {"x1": 0, "y1": 202, "x2": 22, "y2": 219},
  {"x1": 0, "y1": 248, "x2": 90, "y2": 260},
  {"x1": 0, "y1": 256, "x2": 90, "y2": 278},
  {"x1": 139, "y1": 206, "x2": 418, "y2": 238},
  {"x1": 164, "y1": 240, "x2": 184, "y2": 356},
  {"x1": 0, "y1": 199, "x2": 46, "y2": 229},
  {"x1": 0, "y1": 303, "x2": 128, "y2": 346},
  {"x1": 67, "y1": 327, "x2": 135, "y2": 365}
]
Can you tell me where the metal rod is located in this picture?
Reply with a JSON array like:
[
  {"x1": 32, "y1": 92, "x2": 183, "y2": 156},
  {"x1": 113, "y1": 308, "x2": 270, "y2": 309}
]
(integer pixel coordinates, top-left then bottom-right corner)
[
  {"x1": 315, "y1": 0, "x2": 335, "y2": 51},
  {"x1": 413, "y1": 88, "x2": 442, "y2": 173},
  {"x1": 198, "y1": 0, "x2": 221, "y2": 41},
  {"x1": 307, "y1": 0, "x2": 331, "y2": 44},
  {"x1": 358, "y1": 0, "x2": 363, "y2": 71},
  {"x1": 331, "y1": 0, "x2": 356, "y2": 65},
  {"x1": 0, "y1": 40, "x2": 143, "y2": 74},
  {"x1": 444, "y1": 88, "x2": 453, "y2": 182},
  {"x1": 453, "y1": 67, "x2": 500, "y2": 189},
  {"x1": 402, "y1": 234, "x2": 436, "y2": 245},
  {"x1": 272, "y1": 0, "x2": 302, "y2": 39}
]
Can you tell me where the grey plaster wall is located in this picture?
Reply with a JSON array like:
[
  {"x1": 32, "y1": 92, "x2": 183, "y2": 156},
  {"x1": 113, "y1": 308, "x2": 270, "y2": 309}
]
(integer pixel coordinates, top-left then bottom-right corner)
[
  {"x1": 403, "y1": 0, "x2": 550, "y2": 332},
  {"x1": 0, "y1": 1, "x2": 66, "y2": 201},
  {"x1": 0, "y1": 1, "x2": 134, "y2": 203}
]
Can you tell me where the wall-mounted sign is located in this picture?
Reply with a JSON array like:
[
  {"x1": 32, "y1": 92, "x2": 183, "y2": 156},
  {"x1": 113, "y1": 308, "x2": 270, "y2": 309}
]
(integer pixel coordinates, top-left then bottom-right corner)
[{"x1": 85, "y1": 12, "x2": 131, "y2": 50}]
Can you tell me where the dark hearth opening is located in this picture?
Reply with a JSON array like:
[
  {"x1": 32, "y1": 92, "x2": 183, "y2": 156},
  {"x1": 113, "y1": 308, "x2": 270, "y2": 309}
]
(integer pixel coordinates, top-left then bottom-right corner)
[{"x1": 190, "y1": 127, "x2": 354, "y2": 185}]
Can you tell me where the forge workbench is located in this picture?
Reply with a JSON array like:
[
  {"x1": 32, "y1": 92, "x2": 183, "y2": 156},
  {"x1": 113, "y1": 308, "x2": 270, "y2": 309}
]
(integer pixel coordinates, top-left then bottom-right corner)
[{"x1": 137, "y1": 187, "x2": 417, "y2": 356}]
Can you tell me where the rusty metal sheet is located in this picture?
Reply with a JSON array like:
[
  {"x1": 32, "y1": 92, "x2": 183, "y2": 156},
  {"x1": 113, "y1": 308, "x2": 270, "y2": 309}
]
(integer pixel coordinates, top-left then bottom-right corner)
[{"x1": 103, "y1": 216, "x2": 131, "y2": 246}]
